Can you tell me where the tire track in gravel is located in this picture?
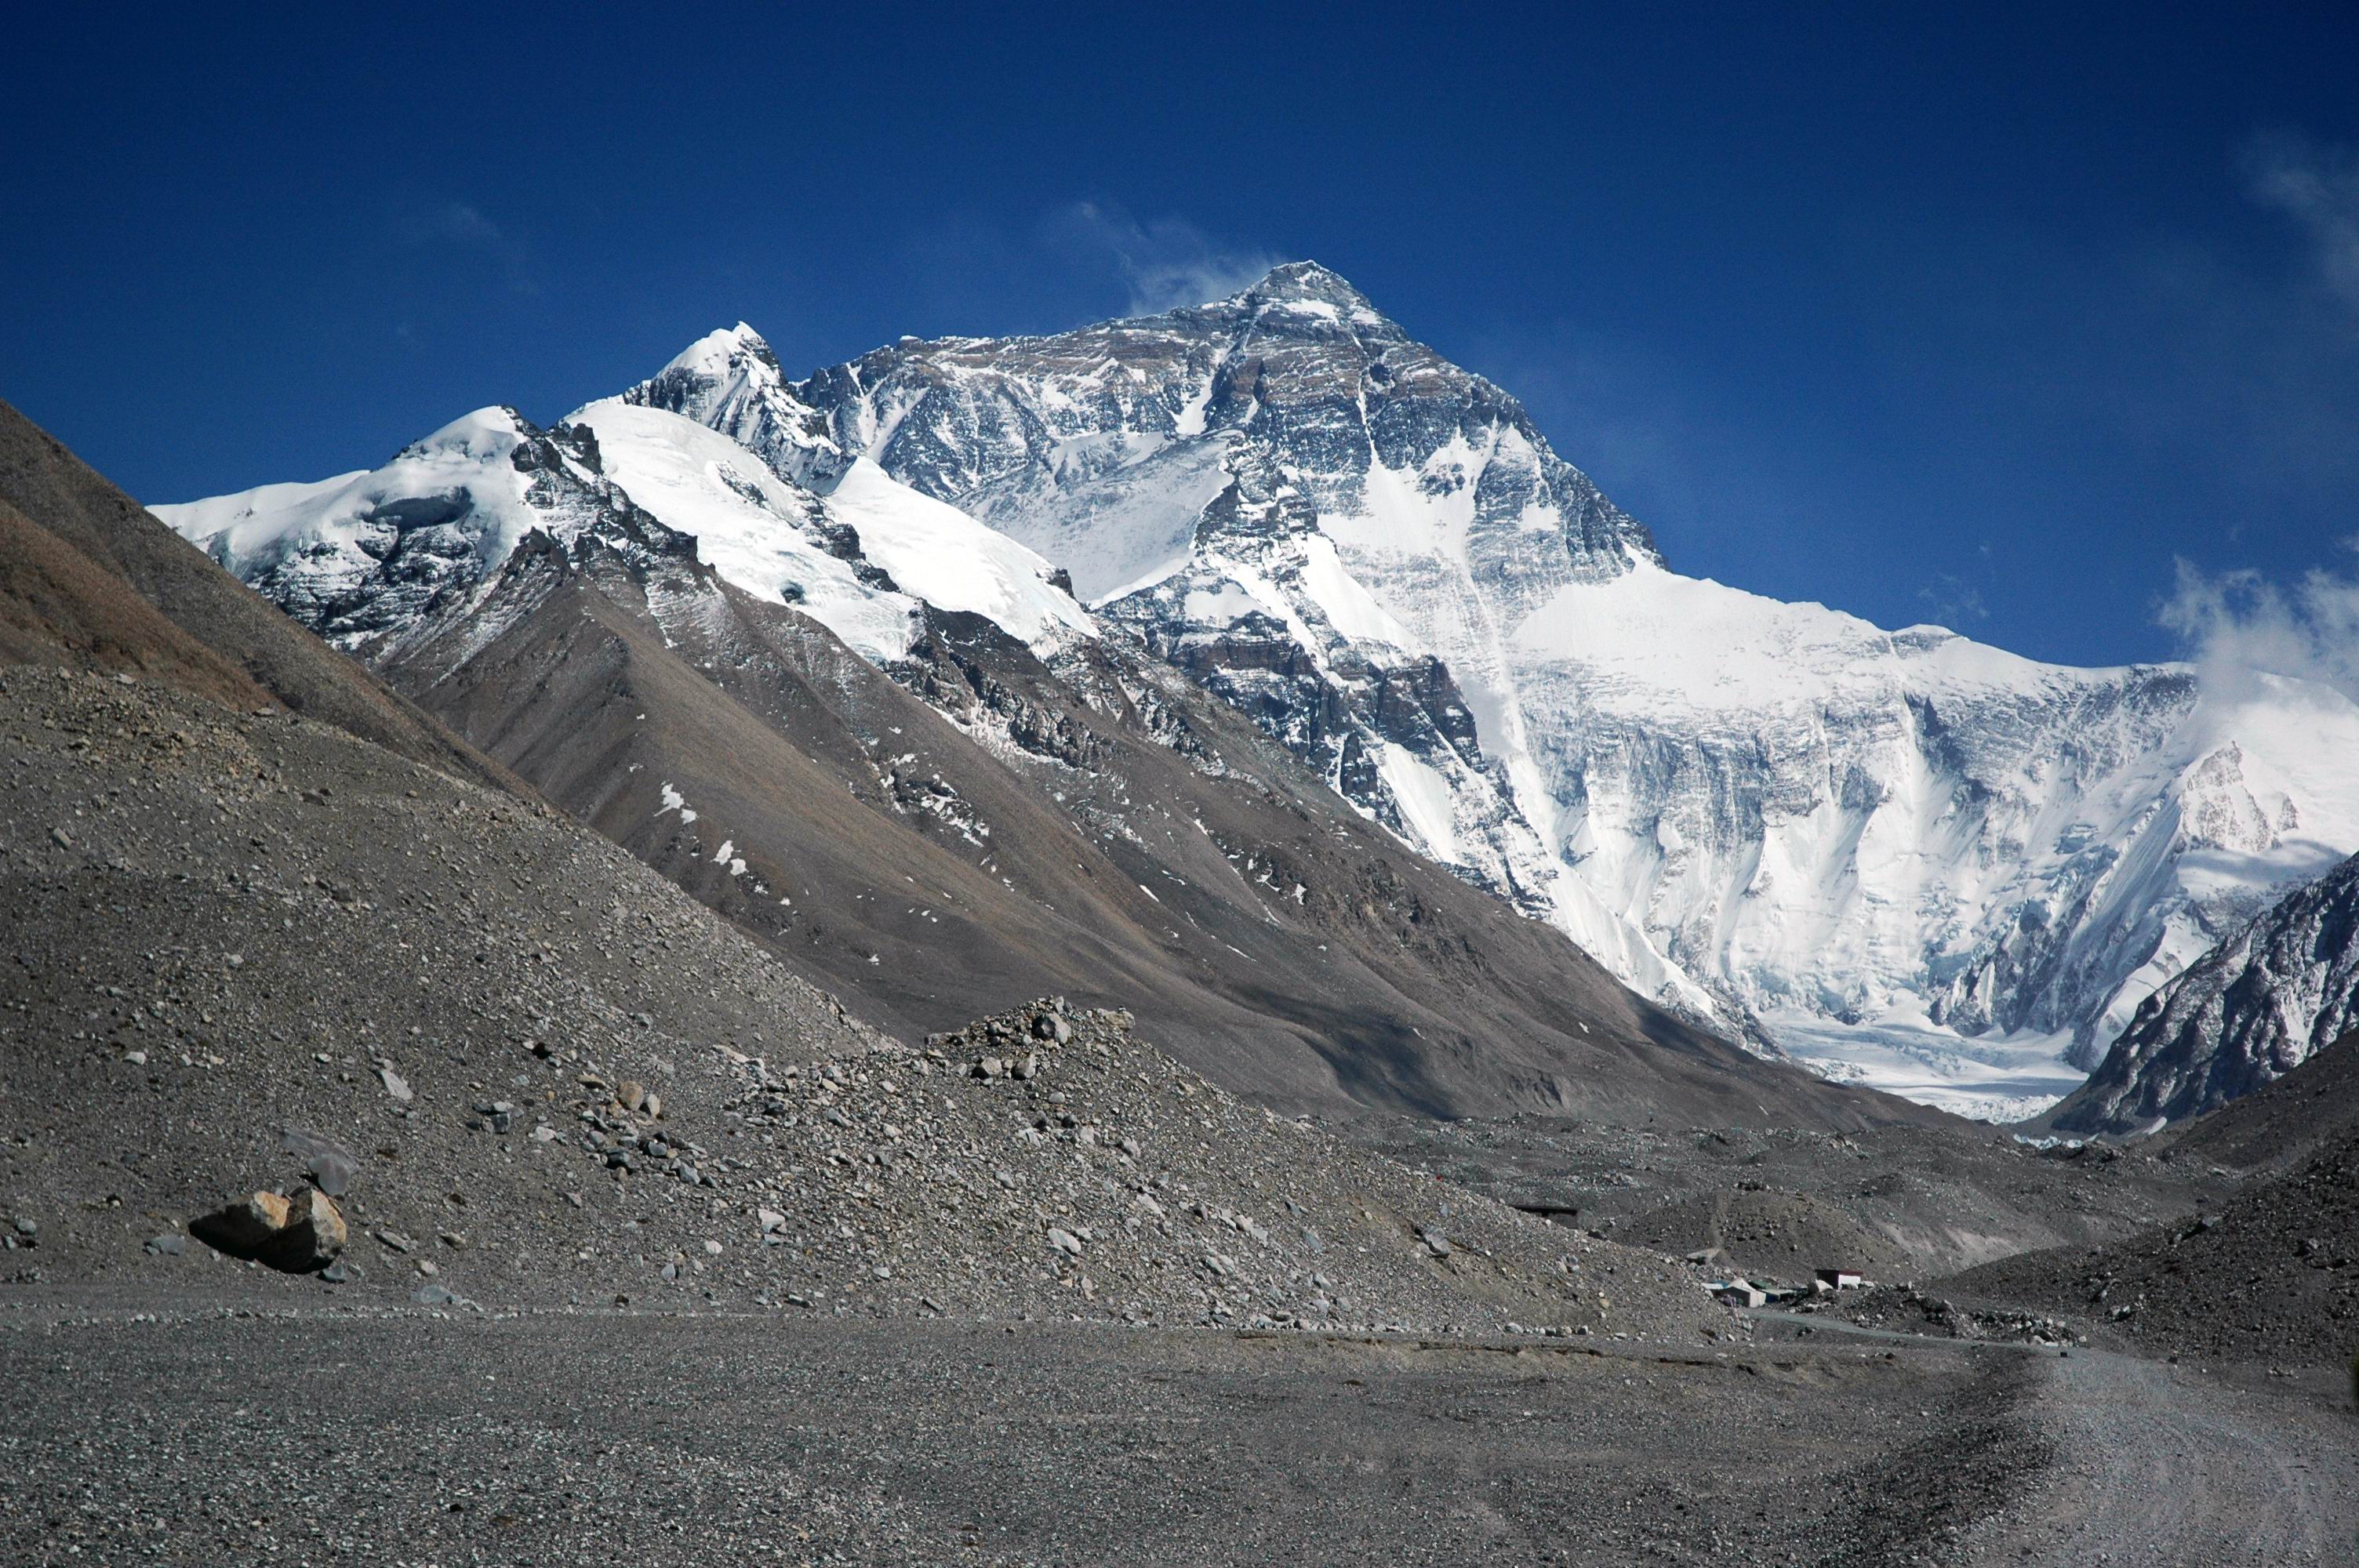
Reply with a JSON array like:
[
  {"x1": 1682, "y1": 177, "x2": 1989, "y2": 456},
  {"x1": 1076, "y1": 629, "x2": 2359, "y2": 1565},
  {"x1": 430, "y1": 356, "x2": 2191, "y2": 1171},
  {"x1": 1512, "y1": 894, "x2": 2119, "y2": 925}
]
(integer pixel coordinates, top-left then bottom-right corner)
[{"x1": 1750, "y1": 1309, "x2": 2359, "y2": 1566}]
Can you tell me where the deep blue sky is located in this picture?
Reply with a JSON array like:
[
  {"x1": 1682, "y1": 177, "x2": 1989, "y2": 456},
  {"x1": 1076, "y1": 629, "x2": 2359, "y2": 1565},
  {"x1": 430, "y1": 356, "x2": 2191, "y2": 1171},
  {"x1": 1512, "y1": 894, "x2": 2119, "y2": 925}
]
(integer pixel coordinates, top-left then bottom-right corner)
[{"x1": 5, "y1": 5, "x2": 2357, "y2": 669}]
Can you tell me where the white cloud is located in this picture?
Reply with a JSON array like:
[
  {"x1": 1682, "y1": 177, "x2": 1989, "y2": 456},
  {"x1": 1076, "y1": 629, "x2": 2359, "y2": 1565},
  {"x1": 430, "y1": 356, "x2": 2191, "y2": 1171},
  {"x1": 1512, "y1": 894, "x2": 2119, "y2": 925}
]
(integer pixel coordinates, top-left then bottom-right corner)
[
  {"x1": 1916, "y1": 572, "x2": 1990, "y2": 627},
  {"x1": 397, "y1": 200, "x2": 506, "y2": 249},
  {"x1": 1045, "y1": 201, "x2": 1278, "y2": 316},
  {"x1": 2157, "y1": 542, "x2": 2359, "y2": 705}
]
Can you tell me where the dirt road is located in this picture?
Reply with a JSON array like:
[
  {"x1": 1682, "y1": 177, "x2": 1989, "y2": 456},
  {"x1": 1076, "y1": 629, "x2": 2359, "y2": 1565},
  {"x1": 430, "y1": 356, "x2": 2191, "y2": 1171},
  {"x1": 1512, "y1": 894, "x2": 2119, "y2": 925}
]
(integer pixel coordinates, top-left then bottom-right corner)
[{"x1": 1754, "y1": 1309, "x2": 2359, "y2": 1566}]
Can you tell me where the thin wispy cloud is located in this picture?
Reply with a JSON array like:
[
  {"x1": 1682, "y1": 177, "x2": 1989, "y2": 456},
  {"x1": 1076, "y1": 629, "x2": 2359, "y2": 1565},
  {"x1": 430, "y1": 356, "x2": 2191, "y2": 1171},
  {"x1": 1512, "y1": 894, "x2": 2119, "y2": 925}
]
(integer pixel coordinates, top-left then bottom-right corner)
[
  {"x1": 390, "y1": 197, "x2": 540, "y2": 296},
  {"x1": 1045, "y1": 201, "x2": 1277, "y2": 315},
  {"x1": 1917, "y1": 572, "x2": 1990, "y2": 627},
  {"x1": 2157, "y1": 543, "x2": 2359, "y2": 705},
  {"x1": 2241, "y1": 131, "x2": 2359, "y2": 319}
]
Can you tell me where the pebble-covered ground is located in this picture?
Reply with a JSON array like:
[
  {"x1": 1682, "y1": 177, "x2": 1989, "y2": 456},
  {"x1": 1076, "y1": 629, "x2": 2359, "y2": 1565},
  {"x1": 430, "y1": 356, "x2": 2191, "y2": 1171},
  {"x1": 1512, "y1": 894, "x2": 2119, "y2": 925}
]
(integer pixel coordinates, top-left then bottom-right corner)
[{"x1": 0, "y1": 1302, "x2": 2042, "y2": 1566}]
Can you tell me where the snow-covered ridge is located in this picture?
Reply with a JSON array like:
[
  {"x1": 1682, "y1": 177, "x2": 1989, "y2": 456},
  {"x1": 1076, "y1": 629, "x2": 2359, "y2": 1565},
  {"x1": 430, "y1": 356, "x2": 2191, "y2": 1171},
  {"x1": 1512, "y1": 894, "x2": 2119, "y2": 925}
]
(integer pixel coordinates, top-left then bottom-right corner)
[
  {"x1": 160, "y1": 392, "x2": 1093, "y2": 664},
  {"x1": 2057, "y1": 848, "x2": 2359, "y2": 1131},
  {"x1": 156, "y1": 407, "x2": 625, "y2": 650}
]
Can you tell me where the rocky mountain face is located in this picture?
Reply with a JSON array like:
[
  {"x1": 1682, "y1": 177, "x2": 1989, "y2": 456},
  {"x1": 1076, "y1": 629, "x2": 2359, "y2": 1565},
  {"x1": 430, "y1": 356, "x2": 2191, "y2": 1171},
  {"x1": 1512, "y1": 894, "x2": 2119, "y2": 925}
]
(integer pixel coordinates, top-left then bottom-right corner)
[
  {"x1": 2054, "y1": 851, "x2": 2359, "y2": 1133},
  {"x1": 158, "y1": 265, "x2": 2359, "y2": 1120},
  {"x1": 157, "y1": 364, "x2": 1893, "y2": 1128},
  {"x1": 771, "y1": 263, "x2": 2359, "y2": 1118}
]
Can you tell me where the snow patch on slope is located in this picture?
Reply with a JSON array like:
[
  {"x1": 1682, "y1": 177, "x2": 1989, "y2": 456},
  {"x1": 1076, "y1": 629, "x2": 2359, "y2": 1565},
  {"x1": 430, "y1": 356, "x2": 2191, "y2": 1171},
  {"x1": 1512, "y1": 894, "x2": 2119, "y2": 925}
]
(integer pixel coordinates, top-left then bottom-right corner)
[
  {"x1": 563, "y1": 401, "x2": 916, "y2": 662},
  {"x1": 820, "y1": 459, "x2": 1096, "y2": 653}
]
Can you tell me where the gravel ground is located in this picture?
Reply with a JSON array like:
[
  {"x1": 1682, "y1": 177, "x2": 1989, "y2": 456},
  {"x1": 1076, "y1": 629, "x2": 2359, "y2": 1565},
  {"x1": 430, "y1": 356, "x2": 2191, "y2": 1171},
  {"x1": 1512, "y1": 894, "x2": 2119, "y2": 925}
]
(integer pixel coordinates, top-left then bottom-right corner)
[{"x1": 0, "y1": 1298, "x2": 2040, "y2": 1566}]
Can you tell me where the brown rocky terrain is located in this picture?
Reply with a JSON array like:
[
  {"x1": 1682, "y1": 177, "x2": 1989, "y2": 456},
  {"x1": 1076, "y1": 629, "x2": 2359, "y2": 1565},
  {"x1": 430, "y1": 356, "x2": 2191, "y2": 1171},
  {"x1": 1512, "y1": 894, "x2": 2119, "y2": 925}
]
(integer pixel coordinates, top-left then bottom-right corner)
[{"x1": 1916, "y1": 1038, "x2": 2359, "y2": 1370}]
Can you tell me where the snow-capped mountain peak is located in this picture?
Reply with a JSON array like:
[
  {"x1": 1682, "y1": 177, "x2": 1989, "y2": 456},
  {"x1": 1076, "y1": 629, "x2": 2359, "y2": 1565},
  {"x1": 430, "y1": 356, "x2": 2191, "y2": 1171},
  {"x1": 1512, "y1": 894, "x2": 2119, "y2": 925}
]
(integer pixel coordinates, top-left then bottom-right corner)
[
  {"x1": 1232, "y1": 260, "x2": 1399, "y2": 332},
  {"x1": 155, "y1": 406, "x2": 635, "y2": 649},
  {"x1": 160, "y1": 387, "x2": 1093, "y2": 666},
  {"x1": 629, "y1": 321, "x2": 844, "y2": 488},
  {"x1": 158, "y1": 277, "x2": 2359, "y2": 1122},
  {"x1": 758, "y1": 271, "x2": 2359, "y2": 1117}
]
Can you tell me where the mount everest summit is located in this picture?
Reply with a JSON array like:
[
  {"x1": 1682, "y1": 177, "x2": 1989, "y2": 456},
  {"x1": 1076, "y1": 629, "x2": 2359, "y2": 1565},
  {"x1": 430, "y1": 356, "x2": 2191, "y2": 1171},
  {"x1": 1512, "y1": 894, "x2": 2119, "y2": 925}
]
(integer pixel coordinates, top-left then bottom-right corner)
[{"x1": 160, "y1": 262, "x2": 2359, "y2": 1120}]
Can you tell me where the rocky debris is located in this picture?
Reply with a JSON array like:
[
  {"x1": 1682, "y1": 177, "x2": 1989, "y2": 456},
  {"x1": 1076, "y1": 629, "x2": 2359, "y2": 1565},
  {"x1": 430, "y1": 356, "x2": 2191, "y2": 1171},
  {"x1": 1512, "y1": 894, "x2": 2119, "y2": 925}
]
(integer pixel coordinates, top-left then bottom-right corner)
[
  {"x1": 1808, "y1": 1285, "x2": 2081, "y2": 1347},
  {"x1": 187, "y1": 1185, "x2": 347, "y2": 1273},
  {"x1": 630, "y1": 996, "x2": 1719, "y2": 1338},
  {"x1": 1948, "y1": 1116, "x2": 2359, "y2": 1363},
  {"x1": 1361, "y1": 1112, "x2": 2204, "y2": 1288}
]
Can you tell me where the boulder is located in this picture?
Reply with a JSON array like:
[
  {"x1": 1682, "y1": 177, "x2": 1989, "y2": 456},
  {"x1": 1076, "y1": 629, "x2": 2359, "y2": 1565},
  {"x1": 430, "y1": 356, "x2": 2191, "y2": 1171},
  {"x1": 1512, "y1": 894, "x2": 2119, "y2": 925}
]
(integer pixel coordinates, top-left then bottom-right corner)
[
  {"x1": 187, "y1": 1186, "x2": 347, "y2": 1273},
  {"x1": 262, "y1": 1186, "x2": 348, "y2": 1272}
]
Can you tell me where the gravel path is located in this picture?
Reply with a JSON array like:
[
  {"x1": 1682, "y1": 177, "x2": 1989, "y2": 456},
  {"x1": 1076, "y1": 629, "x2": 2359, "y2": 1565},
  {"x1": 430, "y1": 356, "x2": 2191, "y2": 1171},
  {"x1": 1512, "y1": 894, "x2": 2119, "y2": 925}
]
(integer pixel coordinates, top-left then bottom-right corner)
[
  {"x1": 1960, "y1": 1347, "x2": 2359, "y2": 1567},
  {"x1": 1752, "y1": 1311, "x2": 2359, "y2": 1566},
  {"x1": 0, "y1": 1300, "x2": 2034, "y2": 1566}
]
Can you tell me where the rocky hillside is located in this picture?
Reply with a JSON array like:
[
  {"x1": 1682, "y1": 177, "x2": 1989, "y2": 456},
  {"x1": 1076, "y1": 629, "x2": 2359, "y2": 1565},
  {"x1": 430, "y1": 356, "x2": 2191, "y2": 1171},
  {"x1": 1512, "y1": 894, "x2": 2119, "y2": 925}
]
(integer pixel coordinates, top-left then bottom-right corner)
[
  {"x1": 2150, "y1": 1028, "x2": 2359, "y2": 1178},
  {"x1": 0, "y1": 398, "x2": 515, "y2": 794},
  {"x1": 0, "y1": 663, "x2": 1727, "y2": 1343},
  {"x1": 2055, "y1": 851, "x2": 2359, "y2": 1133},
  {"x1": 1946, "y1": 1128, "x2": 2359, "y2": 1367}
]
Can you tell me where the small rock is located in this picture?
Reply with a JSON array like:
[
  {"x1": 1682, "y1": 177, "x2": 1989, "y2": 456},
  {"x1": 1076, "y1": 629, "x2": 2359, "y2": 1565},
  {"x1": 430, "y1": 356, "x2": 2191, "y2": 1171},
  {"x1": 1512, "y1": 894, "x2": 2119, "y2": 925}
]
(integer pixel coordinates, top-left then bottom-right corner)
[
  {"x1": 376, "y1": 1065, "x2": 413, "y2": 1104},
  {"x1": 319, "y1": 1258, "x2": 364, "y2": 1285},
  {"x1": 123, "y1": 1050, "x2": 148, "y2": 1066},
  {"x1": 1046, "y1": 1226, "x2": 1084, "y2": 1258},
  {"x1": 144, "y1": 1233, "x2": 186, "y2": 1258},
  {"x1": 618, "y1": 1080, "x2": 649, "y2": 1115},
  {"x1": 282, "y1": 1127, "x2": 358, "y2": 1197}
]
